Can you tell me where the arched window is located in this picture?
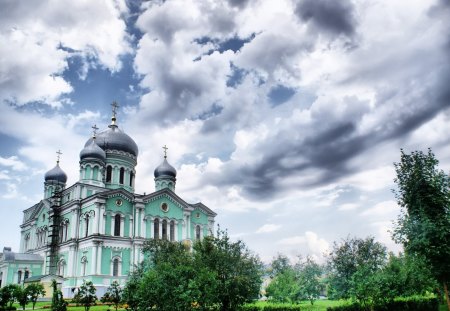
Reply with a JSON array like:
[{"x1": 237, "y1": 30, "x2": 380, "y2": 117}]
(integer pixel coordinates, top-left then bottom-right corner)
[
  {"x1": 170, "y1": 221, "x2": 175, "y2": 241},
  {"x1": 162, "y1": 220, "x2": 167, "y2": 240},
  {"x1": 129, "y1": 172, "x2": 134, "y2": 187},
  {"x1": 81, "y1": 257, "x2": 87, "y2": 276},
  {"x1": 196, "y1": 225, "x2": 201, "y2": 240},
  {"x1": 24, "y1": 270, "x2": 29, "y2": 280},
  {"x1": 17, "y1": 270, "x2": 22, "y2": 284},
  {"x1": 119, "y1": 168, "x2": 125, "y2": 184},
  {"x1": 85, "y1": 215, "x2": 89, "y2": 237},
  {"x1": 154, "y1": 219, "x2": 159, "y2": 239},
  {"x1": 112, "y1": 258, "x2": 119, "y2": 276},
  {"x1": 106, "y1": 166, "x2": 112, "y2": 182},
  {"x1": 64, "y1": 222, "x2": 69, "y2": 241},
  {"x1": 24, "y1": 234, "x2": 30, "y2": 250},
  {"x1": 114, "y1": 214, "x2": 121, "y2": 236},
  {"x1": 93, "y1": 166, "x2": 99, "y2": 180}
]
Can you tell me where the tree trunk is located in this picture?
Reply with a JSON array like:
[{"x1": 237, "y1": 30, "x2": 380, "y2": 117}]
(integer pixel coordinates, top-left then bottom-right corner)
[{"x1": 444, "y1": 282, "x2": 450, "y2": 311}]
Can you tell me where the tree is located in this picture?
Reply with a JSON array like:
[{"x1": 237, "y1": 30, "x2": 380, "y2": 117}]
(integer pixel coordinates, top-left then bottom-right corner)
[
  {"x1": 327, "y1": 236, "x2": 387, "y2": 306},
  {"x1": 266, "y1": 268, "x2": 299, "y2": 303},
  {"x1": 393, "y1": 149, "x2": 450, "y2": 310},
  {"x1": 26, "y1": 283, "x2": 46, "y2": 310},
  {"x1": 297, "y1": 256, "x2": 323, "y2": 305},
  {"x1": 50, "y1": 279, "x2": 67, "y2": 311},
  {"x1": 101, "y1": 281, "x2": 122, "y2": 311},
  {"x1": 268, "y1": 254, "x2": 292, "y2": 278},
  {"x1": 122, "y1": 269, "x2": 141, "y2": 311},
  {"x1": 73, "y1": 280, "x2": 97, "y2": 311},
  {"x1": 193, "y1": 229, "x2": 264, "y2": 311},
  {"x1": 134, "y1": 229, "x2": 263, "y2": 311},
  {"x1": 14, "y1": 286, "x2": 29, "y2": 310},
  {"x1": 0, "y1": 284, "x2": 18, "y2": 309}
]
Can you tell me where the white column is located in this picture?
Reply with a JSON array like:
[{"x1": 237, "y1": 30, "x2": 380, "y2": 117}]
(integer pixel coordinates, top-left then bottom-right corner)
[
  {"x1": 102, "y1": 212, "x2": 106, "y2": 235},
  {"x1": 68, "y1": 245, "x2": 75, "y2": 277},
  {"x1": 71, "y1": 209, "x2": 79, "y2": 239},
  {"x1": 159, "y1": 219, "x2": 162, "y2": 238},
  {"x1": 93, "y1": 210, "x2": 99, "y2": 235},
  {"x1": 182, "y1": 220, "x2": 186, "y2": 240},
  {"x1": 175, "y1": 221, "x2": 178, "y2": 241},
  {"x1": 111, "y1": 214, "x2": 115, "y2": 236},
  {"x1": 91, "y1": 243, "x2": 98, "y2": 275},
  {"x1": 150, "y1": 218, "x2": 154, "y2": 238},
  {"x1": 135, "y1": 209, "x2": 140, "y2": 237},
  {"x1": 129, "y1": 217, "x2": 133, "y2": 238},
  {"x1": 96, "y1": 243, "x2": 102, "y2": 275},
  {"x1": 98, "y1": 204, "x2": 105, "y2": 234},
  {"x1": 141, "y1": 217, "x2": 146, "y2": 238},
  {"x1": 120, "y1": 217, "x2": 124, "y2": 237}
]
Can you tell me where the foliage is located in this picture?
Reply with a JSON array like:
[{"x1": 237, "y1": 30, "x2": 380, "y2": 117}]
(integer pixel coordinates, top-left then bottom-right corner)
[
  {"x1": 14, "y1": 287, "x2": 29, "y2": 310},
  {"x1": 133, "y1": 229, "x2": 263, "y2": 311},
  {"x1": 122, "y1": 269, "x2": 140, "y2": 311},
  {"x1": 326, "y1": 296, "x2": 439, "y2": 311},
  {"x1": 266, "y1": 268, "x2": 299, "y2": 303},
  {"x1": 268, "y1": 254, "x2": 292, "y2": 278},
  {"x1": 296, "y1": 256, "x2": 323, "y2": 305},
  {"x1": 0, "y1": 285, "x2": 20, "y2": 309},
  {"x1": 326, "y1": 236, "x2": 387, "y2": 305},
  {"x1": 100, "y1": 281, "x2": 122, "y2": 311},
  {"x1": 193, "y1": 229, "x2": 264, "y2": 310},
  {"x1": 26, "y1": 283, "x2": 46, "y2": 310},
  {"x1": 73, "y1": 280, "x2": 96, "y2": 311},
  {"x1": 392, "y1": 149, "x2": 450, "y2": 309},
  {"x1": 50, "y1": 279, "x2": 67, "y2": 311}
]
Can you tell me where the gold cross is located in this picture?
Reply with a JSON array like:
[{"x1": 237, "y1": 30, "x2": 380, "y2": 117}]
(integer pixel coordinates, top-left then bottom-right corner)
[{"x1": 162, "y1": 145, "x2": 168, "y2": 158}]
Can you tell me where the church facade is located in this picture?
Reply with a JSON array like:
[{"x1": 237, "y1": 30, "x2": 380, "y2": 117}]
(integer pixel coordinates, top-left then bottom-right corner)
[{"x1": 0, "y1": 106, "x2": 216, "y2": 297}]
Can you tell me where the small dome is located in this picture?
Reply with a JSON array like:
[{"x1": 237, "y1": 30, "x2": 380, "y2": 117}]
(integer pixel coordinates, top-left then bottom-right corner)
[
  {"x1": 80, "y1": 139, "x2": 106, "y2": 162},
  {"x1": 45, "y1": 163, "x2": 67, "y2": 183},
  {"x1": 154, "y1": 158, "x2": 177, "y2": 178},
  {"x1": 84, "y1": 125, "x2": 138, "y2": 157}
]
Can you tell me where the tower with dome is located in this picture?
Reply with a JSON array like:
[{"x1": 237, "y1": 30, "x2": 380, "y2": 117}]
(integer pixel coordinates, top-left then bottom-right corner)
[{"x1": 0, "y1": 103, "x2": 216, "y2": 296}]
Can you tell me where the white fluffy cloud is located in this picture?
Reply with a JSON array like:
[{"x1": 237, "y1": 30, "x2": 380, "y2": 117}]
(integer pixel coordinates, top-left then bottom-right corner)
[{"x1": 0, "y1": 0, "x2": 131, "y2": 106}]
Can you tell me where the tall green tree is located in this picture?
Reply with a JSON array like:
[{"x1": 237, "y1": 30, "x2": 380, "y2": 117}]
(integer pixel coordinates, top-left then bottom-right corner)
[
  {"x1": 193, "y1": 229, "x2": 264, "y2": 311},
  {"x1": 15, "y1": 286, "x2": 29, "y2": 310},
  {"x1": 327, "y1": 236, "x2": 387, "y2": 305},
  {"x1": 73, "y1": 280, "x2": 97, "y2": 311},
  {"x1": 297, "y1": 256, "x2": 323, "y2": 305},
  {"x1": 1, "y1": 284, "x2": 21, "y2": 309},
  {"x1": 393, "y1": 149, "x2": 450, "y2": 310},
  {"x1": 266, "y1": 267, "x2": 299, "y2": 303},
  {"x1": 50, "y1": 279, "x2": 67, "y2": 311},
  {"x1": 26, "y1": 283, "x2": 46, "y2": 310},
  {"x1": 134, "y1": 229, "x2": 263, "y2": 311}
]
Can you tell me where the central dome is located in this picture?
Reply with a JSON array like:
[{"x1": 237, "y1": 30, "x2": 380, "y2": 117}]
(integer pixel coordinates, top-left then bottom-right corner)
[{"x1": 84, "y1": 125, "x2": 139, "y2": 157}]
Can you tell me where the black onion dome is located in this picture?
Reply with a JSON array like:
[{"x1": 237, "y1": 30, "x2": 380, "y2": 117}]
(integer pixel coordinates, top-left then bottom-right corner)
[
  {"x1": 45, "y1": 163, "x2": 67, "y2": 183},
  {"x1": 80, "y1": 139, "x2": 106, "y2": 162},
  {"x1": 154, "y1": 158, "x2": 177, "y2": 178},
  {"x1": 84, "y1": 125, "x2": 138, "y2": 157}
]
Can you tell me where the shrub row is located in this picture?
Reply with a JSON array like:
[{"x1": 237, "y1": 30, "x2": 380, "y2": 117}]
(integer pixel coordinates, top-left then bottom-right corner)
[
  {"x1": 240, "y1": 305, "x2": 302, "y2": 311},
  {"x1": 326, "y1": 297, "x2": 439, "y2": 311},
  {"x1": 0, "y1": 307, "x2": 17, "y2": 311}
]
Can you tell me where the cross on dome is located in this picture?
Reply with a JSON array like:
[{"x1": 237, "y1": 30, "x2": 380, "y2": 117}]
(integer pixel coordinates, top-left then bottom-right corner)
[
  {"x1": 162, "y1": 145, "x2": 168, "y2": 158},
  {"x1": 92, "y1": 124, "x2": 99, "y2": 138},
  {"x1": 111, "y1": 101, "x2": 119, "y2": 125},
  {"x1": 56, "y1": 150, "x2": 62, "y2": 164}
]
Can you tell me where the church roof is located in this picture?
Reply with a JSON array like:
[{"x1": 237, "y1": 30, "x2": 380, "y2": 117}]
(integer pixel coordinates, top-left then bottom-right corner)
[
  {"x1": 44, "y1": 163, "x2": 67, "y2": 183},
  {"x1": 2, "y1": 250, "x2": 43, "y2": 262},
  {"x1": 84, "y1": 125, "x2": 138, "y2": 157},
  {"x1": 154, "y1": 158, "x2": 177, "y2": 178}
]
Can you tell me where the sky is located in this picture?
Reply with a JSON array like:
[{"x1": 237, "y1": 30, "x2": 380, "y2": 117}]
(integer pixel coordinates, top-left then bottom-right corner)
[{"x1": 0, "y1": 0, "x2": 449, "y2": 264}]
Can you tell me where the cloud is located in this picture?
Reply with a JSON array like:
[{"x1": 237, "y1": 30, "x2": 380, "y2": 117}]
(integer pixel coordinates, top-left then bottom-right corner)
[
  {"x1": 0, "y1": 156, "x2": 28, "y2": 171},
  {"x1": 295, "y1": 0, "x2": 357, "y2": 38},
  {"x1": 0, "y1": 0, "x2": 131, "y2": 106},
  {"x1": 278, "y1": 231, "x2": 330, "y2": 258},
  {"x1": 256, "y1": 224, "x2": 281, "y2": 234}
]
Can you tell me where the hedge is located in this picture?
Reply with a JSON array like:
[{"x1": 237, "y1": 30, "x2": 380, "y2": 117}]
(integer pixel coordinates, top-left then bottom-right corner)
[
  {"x1": 239, "y1": 305, "x2": 302, "y2": 311},
  {"x1": 326, "y1": 297, "x2": 439, "y2": 311}
]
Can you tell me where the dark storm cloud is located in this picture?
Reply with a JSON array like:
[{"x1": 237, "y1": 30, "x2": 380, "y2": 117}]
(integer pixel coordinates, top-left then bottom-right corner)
[
  {"x1": 295, "y1": 0, "x2": 357, "y2": 37},
  {"x1": 227, "y1": 0, "x2": 251, "y2": 9}
]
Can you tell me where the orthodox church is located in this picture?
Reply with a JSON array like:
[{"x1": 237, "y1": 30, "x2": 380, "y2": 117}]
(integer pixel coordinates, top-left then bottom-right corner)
[{"x1": 0, "y1": 104, "x2": 216, "y2": 297}]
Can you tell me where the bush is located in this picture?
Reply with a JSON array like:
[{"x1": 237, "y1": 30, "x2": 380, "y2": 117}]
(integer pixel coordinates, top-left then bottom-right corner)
[
  {"x1": 0, "y1": 307, "x2": 17, "y2": 311},
  {"x1": 326, "y1": 297, "x2": 439, "y2": 311},
  {"x1": 239, "y1": 304, "x2": 302, "y2": 311}
]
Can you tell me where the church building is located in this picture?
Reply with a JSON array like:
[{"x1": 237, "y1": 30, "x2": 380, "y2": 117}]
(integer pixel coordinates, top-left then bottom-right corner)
[{"x1": 0, "y1": 104, "x2": 216, "y2": 297}]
